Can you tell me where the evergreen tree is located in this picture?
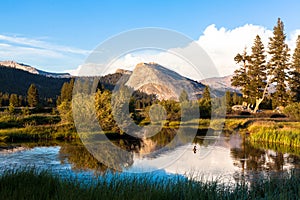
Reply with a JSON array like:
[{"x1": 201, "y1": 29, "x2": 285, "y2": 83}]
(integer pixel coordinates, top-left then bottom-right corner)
[
  {"x1": 179, "y1": 90, "x2": 189, "y2": 102},
  {"x1": 268, "y1": 18, "x2": 290, "y2": 107},
  {"x1": 202, "y1": 86, "x2": 211, "y2": 101},
  {"x1": 232, "y1": 92, "x2": 239, "y2": 105},
  {"x1": 8, "y1": 103, "x2": 15, "y2": 114},
  {"x1": 225, "y1": 90, "x2": 232, "y2": 113},
  {"x1": 27, "y1": 84, "x2": 39, "y2": 107},
  {"x1": 289, "y1": 35, "x2": 300, "y2": 102},
  {"x1": 231, "y1": 48, "x2": 251, "y2": 105},
  {"x1": 60, "y1": 79, "x2": 74, "y2": 102},
  {"x1": 9, "y1": 94, "x2": 19, "y2": 107},
  {"x1": 18, "y1": 95, "x2": 24, "y2": 107},
  {"x1": 248, "y1": 35, "x2": 267, "y2": 112}
]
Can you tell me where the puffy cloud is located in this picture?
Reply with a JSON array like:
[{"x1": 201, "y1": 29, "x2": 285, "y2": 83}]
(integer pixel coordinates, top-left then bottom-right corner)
[
  {"x1": 197, "y1": 24, "x2": 273, "y2": 76},
  {"x1": 74, "y1": 47, "x2": 213, "y2": 80},
  {"x1": 60, "y1": 24, "x2": 300, "y2": 78},
  {"x1": 287, "y1": 29, "x2": 300, "y2": 51}
]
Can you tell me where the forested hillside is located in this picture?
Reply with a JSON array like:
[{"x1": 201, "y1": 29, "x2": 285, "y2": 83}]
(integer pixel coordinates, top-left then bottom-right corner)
[{"x1": 0, "y1": 66, "x2": 70, "y2": 99}]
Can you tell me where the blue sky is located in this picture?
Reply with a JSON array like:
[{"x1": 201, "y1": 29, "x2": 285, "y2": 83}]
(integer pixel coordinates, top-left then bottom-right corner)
[{"x1": 1, "y1": 0, "x2": 300, "y2": 77}]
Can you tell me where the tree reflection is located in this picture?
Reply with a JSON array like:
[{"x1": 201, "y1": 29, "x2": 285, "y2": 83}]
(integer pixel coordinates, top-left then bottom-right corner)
[
  {"x1": 230, "y1": 137, "x2": 289, "y2": 171},
  {"x1": 59, "y1": 137, "x2": 142, "y2": 173},
  {"x1": 59, "y1": 142, "x2": 110, "y2": 173}
]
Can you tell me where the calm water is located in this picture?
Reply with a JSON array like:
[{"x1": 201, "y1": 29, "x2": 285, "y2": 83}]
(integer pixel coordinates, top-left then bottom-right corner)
[{"x1": 1, "y1": 130, "x2": 300, "y2": 183}]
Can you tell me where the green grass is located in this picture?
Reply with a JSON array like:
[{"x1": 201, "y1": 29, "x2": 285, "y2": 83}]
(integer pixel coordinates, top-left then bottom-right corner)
[
  {"x1": 0, "y1": 123, "x2": 77, "y2": 142},
  {"x1": 0, "y1": 168, "x2": 299, "y2": 200},
  {"x1": 0, "y1": 114, "x2": 60, "y2": 129},
  {"x1": 248, "y1": 121, "x2": 300, "y2": 147}
]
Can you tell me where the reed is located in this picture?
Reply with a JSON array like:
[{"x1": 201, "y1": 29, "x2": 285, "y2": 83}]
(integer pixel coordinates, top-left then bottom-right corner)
[
  {"x1": 248, "y1": 121, "x2": 300, "y2": 147},
  {"x1": 0, "y1": 168, "x2": 299, "y2": 200}
]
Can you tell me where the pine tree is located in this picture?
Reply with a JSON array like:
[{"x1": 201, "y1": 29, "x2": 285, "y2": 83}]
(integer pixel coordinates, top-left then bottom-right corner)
[
  {"x1": 179, "y1": 90, "x2": 189, "y2": 102},
  {"x1": 202, "y1": 86, "x2": 211, "y2": 101},
  {"x1": 248, "y1": 35, "x2": 267, "y2": 112},
  {"x1": 232, "y1": 92, "x2": 239, "y2": 105},
  {"x1": 225, "y1": 90, "x2": 232, "y2": 113},
  {"x1": 9, "y1": 94, "x2": 19, "y2": 107},
  {"x1": 289, "y1": 35, "x2": 300, "y2": 102},
  {"x1": 231, "y1": 48, "x2": 251, "y2": 105},
  {"x1": 27, "y1": 84, "x2": 39, "y2": 107},
  {"x1": 268, "y1": 18, "x2": 290, "y2": 107}
]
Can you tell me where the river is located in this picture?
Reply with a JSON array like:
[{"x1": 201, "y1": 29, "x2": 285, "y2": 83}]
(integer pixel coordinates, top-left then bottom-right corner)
[{"x1": 1, "y1": 130, "x2": 300, "y2": 184}]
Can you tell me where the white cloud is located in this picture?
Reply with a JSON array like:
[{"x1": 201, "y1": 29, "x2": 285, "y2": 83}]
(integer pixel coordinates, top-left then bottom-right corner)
[
  {"x1": 3, "y1": 24, "x2": 299, "y2": 78},
  {"x1": 197, "y1": 24, "x2": 273, "y2": 76},
  {"x1": 287, "y1": 29, "x2": 300, "y2": 51},
  {"x1": 197, "y1": 25, "x2": 300, "y2": 77},
  {"x1": 75, "y1": 48, "x2": 212, "y2": 80},
  {"x1": 75, "y1": 24, "x2": 300, "y2": 79}
]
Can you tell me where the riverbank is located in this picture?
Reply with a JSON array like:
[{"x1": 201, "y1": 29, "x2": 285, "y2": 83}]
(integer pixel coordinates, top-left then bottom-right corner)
[
  {"x1": 0, "y1": 168, "x2": 299, "y2": 200},
  {"x1": 248, "y1": 121, "x2": 300, "y2": 147},
  {"x1": 1, "y1": 112, "x2": 300, "y2": 149},
  {"x1": 0, "y1": 113, "x2": 77, "y2": 141}
]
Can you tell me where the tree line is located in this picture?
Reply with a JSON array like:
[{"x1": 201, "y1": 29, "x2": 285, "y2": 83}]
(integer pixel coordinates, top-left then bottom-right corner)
[
  {"x1": 231, "y1": 18, "x2": 300, "y2": 112},
  {"x1": 0, "y1": 84, "x2": 46, "y2": 108}
]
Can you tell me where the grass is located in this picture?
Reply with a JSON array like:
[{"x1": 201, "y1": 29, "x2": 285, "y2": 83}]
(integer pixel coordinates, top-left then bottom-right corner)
[
  {"x1": 0, "y1": 114, "x2": 60, "y2": 129},
  {"x1": 0, "y1": 123, "x2": 78, "y2": 142},
  {"x1": 0, "y1": 113, "x2": 78, "y2": 141},
  {"x1": 0, "y1": 168, "x2": 299, "y2": 200},
  {"x1": 248, "y1": 121, "x2": 300, "y2": 147}
]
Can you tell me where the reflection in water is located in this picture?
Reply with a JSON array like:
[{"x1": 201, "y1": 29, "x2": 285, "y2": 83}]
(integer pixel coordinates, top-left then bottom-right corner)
[
  {"x1": 230, "y1": 135, "x2": 297, "y2": 172},
  {"x1": 59, "y1": 143, "x2": 109, "y2": 173},
  {"x1": 1, "y1": 128, "x2": 300, "y2": 182}
]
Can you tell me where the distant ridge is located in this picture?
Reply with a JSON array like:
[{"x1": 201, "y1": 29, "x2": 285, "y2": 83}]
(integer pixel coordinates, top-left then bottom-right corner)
[
  {"x1": 200, "y1": 75, "x2": 239, "y2": 92},
  {"x1": 0, "y1": 61, "x2": 71, "y2": 78},
  {"x1": 0, "y1": 64, "x2": 70, "y2": 99}
]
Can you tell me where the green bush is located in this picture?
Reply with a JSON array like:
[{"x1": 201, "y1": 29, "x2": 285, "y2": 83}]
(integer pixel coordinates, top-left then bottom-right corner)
[{"x1": 284, "y1": 102, "x2": 300, "y2": 121}]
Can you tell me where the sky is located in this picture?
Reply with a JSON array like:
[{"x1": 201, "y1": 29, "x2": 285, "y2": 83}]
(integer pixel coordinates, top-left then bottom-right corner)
[{"x1": 1, "y1": 0, "x2": 300, "y2": 79}]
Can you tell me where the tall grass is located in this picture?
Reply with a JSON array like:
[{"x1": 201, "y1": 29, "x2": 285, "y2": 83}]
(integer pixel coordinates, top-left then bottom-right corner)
[
  {"x1": 248, "y1": 121, "x2": 300, "y2": 147},
  {"x1": 0, "y1": 168, "x2": 299, "y2": 200},
  {"x1": 0, "y1": 123, "x2": 78, "y2": 142}
]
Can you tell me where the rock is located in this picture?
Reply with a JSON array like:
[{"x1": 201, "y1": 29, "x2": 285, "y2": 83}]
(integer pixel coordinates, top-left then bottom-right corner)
[{"x1": 125, "y1": 62, "x2": 205, "y2": 101}]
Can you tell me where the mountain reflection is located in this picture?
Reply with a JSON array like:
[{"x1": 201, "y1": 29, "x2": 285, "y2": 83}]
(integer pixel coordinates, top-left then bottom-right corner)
[{"x1": 56, "y1": 129, "x2": 300, "y2": 175}]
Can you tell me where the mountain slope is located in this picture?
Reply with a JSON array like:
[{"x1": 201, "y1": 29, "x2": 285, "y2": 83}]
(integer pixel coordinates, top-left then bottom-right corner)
[
  {"x1": 0, "y1": 66, "x2": 70, "y2": 99},
  {"x1": 125, "y1": 62, "x2": 206, "y2": 100},
  {"x1": 0, "y1": 61, "x2": 70, "y2": 78},
  {"x1": 200, "y1": 75, "x2": 239, "y2": 92},
  {"x1": 201, "y1": 75, "x2": 276, "y2": 94}
]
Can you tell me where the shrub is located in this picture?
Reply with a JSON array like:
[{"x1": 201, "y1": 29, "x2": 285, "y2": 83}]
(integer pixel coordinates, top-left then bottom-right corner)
[{"x1": 284, "y1": 102, "x2": 300, "y2": 121}]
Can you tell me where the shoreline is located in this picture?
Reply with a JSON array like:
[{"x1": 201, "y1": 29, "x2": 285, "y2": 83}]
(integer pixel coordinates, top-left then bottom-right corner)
[{"x1": 1, "y1": 113, "x2": 300, "y2": 149}]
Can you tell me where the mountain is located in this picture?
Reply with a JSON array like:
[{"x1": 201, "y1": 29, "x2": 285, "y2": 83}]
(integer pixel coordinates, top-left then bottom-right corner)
[
  {"x1": 201, "y1": 75, "x2": 276, "y2": 94},
  {"x1": 200, "y1": 75, "x2": 239, "y2": 93},
  {"x1": 125, "y1": 62, "x2": 206, "y2": 101},
  {"x1": 0, "y1": 65, "x2": 70, "y2": 99},
  {"x1": 0, "y1": 61, "x2": 71, "y2": 78}
]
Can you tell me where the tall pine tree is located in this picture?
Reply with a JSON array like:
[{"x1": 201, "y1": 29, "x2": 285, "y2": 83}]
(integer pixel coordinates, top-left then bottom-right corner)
[
  {"x1": 202, "y1": 86, "x2": 211, "y2": 101},
  {"x1": 27, "y1": 84, "x2": 39, "y2": 107},
  {"x1": 248, "y1": 35, "x2": 267, "y2": 112},
  {"x1": 289, "y1": 35, "x2": 300, "y2": 102},
  {"x1": 231, "y1": 48, "x2": 251, "y2": 106},
  {"x1": 268, "y1": 18, "x2": 290, "y2": 107}
]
